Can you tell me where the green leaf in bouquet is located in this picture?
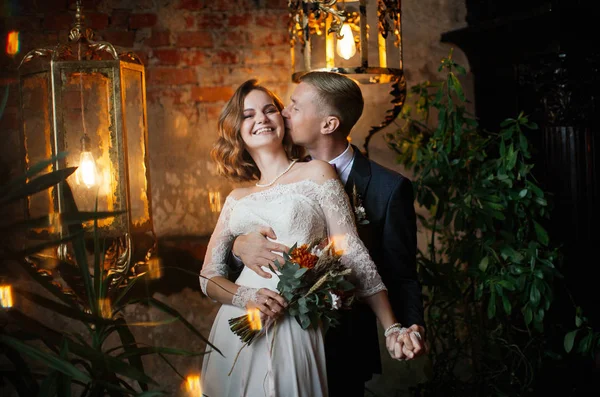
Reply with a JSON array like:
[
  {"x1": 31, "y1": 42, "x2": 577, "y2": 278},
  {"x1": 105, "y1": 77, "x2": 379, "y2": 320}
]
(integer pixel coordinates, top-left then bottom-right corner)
[
  {"x1": 294, "y1": 267, "x2": 309, "y2": 278},
  {"x1": 287, "y1": 243, "x2": 298, "y2": 254},
  {"x1": 339, "y1": 280, "x2": 355, "y2": 291},
  {"x1": 298, "y1": 313, "x2": 311, "y2": 329},
  {"x1": 283, "y1": 291, "x2": 295, "y2": 301},
  {"x1": 288, "y1": 305, "x2": 298, "y2": 316},
  {"x1": 322, "y1": 316, "x2": 331, "y2": 334}
]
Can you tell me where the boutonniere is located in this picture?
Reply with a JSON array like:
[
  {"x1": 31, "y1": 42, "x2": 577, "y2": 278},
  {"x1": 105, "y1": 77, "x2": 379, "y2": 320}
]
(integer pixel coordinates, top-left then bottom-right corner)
[{"x1": 352, "y1": 184, "x2": 369, "y2": 225}]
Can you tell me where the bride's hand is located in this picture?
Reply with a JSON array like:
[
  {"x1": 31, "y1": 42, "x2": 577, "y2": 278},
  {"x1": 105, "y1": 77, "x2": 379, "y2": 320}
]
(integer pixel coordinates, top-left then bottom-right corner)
[
  {"x1": 248, "y1": 288, "x2": 287, "y2": 318},
  {"x1": 385, "y1": 328, "x2": 418, "y2": 361}
]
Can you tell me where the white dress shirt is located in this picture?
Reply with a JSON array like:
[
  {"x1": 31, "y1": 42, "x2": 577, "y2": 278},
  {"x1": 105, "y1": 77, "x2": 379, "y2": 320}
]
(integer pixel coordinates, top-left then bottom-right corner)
[{"x1": 329, "y1": 144, "x2": 354, "y2": 185}]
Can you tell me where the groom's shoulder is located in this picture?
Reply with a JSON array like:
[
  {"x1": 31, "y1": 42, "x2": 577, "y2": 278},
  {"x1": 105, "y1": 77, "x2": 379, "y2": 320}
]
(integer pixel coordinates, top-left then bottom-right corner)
[{"x1": 366, "y1": 157, "x2": 411, "y2": 187}]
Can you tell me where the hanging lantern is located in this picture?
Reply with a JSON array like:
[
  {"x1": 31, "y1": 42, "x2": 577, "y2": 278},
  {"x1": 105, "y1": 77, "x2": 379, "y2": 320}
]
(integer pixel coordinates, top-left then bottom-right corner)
[
  {"x1": 17, "y1": 1, "x2": 155, "y2": 280},
  {"x1": 288, "y1": 0, "x2": 406, "y2": 156}
]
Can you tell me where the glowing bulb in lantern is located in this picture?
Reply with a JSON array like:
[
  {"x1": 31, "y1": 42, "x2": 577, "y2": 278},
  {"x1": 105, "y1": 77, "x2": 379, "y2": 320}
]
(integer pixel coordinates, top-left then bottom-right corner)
[
  {"x1": 1, "y1": 285, "x2": 14, "y2": 308},
  {"x1": 75, "y1": 135, "x2": 98, "y2": 188},
  {"x1": 336, "y1": 24, "x2": 356, "y2": 60}
]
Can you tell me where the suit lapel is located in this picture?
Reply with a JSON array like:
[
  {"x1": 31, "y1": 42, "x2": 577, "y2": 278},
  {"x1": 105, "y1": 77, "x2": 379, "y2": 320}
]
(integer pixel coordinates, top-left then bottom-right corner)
[{"x1": 346, "y1": 145, "x2": 371, "y2": 198}]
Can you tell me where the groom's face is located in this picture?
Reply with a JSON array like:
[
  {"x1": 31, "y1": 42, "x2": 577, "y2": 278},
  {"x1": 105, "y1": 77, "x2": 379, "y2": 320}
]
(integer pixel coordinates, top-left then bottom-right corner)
[{"x1": 282, "y1": 82, "x2": 324, "y2": 147}]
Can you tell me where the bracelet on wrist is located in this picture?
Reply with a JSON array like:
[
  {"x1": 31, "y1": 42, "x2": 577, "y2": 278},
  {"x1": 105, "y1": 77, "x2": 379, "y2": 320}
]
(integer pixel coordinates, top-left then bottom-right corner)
[{"x1": 384, "y1": 322, "x2": 403, "y2": 337}]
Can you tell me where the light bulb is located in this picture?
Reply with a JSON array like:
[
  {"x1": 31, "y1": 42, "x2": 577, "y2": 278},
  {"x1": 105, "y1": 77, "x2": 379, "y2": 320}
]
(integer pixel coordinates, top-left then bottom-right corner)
[
  {"x1": 336, "y1": 24, "x2": 356, "y2": 60},
  {"x1": 76, "y1": 151, "x2": 98, "y2": 188}
]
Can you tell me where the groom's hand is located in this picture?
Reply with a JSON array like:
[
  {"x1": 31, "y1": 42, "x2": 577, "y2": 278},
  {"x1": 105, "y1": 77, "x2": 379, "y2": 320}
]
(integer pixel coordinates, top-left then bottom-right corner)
[
  {"x1": 232, "y1": 227, "x2": 289, "y2": 279},
  {"x1": 397, "y1": 324, "x2": 428, "y2": 360}
]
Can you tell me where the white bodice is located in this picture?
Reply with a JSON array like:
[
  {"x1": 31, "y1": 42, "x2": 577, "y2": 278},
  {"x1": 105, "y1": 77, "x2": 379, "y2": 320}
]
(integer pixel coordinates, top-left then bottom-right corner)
[
  {"x1": 229, "y1": 183, "x2": 327, "y2": 249},
  {"x1": 200, "y1": 179, "x2": 386, "y2": 297}
]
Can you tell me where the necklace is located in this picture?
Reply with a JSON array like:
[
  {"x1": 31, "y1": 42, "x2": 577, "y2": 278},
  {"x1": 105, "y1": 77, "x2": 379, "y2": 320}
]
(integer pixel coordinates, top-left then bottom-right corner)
[{"x1": 256, "y1": 159, "x2": 298, "y2": 187}]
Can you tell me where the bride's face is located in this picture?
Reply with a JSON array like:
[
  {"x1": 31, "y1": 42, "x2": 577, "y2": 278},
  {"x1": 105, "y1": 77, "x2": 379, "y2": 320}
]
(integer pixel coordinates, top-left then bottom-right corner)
[{"x1": 240, "y1": 89, "x2": 285, "y2": 151}]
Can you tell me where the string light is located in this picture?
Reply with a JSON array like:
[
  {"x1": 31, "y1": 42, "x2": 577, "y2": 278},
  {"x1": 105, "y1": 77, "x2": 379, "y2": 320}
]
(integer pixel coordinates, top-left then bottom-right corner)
[
  {"x1": 0, "y1": 285, "x2": 13, "y2": 308},
  {"x1": 247, "y1": 308, "x2": 262, "y2": 331},
  {"x1": 6, "y1": 31, "x2": 19, "y2": 56},
  {"x1": 208, "y1": 191, "x2": 222, "y2": 213},
  {"x1": 185, "y1": 374, "x2": 202, "y2": 396}
]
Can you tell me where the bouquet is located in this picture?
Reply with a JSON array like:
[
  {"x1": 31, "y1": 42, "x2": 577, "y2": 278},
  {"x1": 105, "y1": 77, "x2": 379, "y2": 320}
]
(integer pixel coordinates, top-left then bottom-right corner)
[{"x1": 228, "y1": 239, "x2": 356, "y2": 346}]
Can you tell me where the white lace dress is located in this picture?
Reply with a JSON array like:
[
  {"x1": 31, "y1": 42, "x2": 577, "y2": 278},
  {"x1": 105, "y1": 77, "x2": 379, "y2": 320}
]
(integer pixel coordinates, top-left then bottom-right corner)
[{"x1": 199, "y1": 178, "x2": 386, "y2": 397}]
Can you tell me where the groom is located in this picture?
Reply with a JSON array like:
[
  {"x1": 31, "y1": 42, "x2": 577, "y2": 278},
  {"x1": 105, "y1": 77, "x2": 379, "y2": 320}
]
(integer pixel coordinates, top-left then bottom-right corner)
[{"x1": 230, "y1": 71, "x2": 426, "y2": 397}]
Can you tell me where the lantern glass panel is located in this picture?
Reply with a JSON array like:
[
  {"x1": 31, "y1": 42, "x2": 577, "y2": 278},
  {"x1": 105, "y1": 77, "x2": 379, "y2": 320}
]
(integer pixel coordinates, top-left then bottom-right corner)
[
  {"x1": 59, "y1": 68, "x2": 119, "y2": 229},
  {"x1": 121, "y1": 64, "x2": 150, "y2": 230},
  {"x1": 21, "y1": 72, "x2": 55, "y2": 227}
]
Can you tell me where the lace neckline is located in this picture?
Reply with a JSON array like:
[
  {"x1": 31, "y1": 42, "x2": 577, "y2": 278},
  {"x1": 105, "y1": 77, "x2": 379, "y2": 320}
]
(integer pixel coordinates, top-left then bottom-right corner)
[{"x1": 228, "y1": 178, "x2": 338, "y2": 204}]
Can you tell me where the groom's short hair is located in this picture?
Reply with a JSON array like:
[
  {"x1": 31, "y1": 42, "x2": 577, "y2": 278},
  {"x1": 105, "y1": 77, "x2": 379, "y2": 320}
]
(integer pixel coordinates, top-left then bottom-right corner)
[{"x1": 298, "y1": 71, "x2": 364, "y2": 137}]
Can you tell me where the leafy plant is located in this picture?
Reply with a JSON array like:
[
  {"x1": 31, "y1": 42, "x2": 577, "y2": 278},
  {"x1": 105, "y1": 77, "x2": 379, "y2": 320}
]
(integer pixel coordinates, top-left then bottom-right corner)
[
  {"x1": 385, "y1": 50, "x2": 571, "y2": 396},
  {"x1": 0, "y1": 153, "x2": 219, "y2": 396}
]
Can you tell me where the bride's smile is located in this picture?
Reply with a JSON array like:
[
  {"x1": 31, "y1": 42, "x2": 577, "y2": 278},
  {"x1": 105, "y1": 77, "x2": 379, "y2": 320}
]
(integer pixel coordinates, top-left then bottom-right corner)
[{"x1": 241, "y1": 90, "x2": 285, "y2": 149}]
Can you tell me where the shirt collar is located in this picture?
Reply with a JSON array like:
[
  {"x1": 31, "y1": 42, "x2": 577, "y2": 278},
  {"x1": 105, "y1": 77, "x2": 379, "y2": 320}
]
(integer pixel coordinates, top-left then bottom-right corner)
[{"x1": 329, "y1": 143, "x2": 354, "y2": 174}]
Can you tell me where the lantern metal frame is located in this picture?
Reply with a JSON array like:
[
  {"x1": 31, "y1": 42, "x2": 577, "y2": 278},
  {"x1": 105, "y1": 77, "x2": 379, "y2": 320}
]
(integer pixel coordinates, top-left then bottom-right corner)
[
  {"x1": 288, "y1": 0, "x2": 406, "y2": 156},
  {"x1": 17, "y1": 1, "x2": 155, "y2": 286}
]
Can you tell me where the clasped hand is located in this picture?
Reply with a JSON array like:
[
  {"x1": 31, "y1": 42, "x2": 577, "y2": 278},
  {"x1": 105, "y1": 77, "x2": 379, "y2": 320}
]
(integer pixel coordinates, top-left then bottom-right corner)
[{"x1": 385, "y1": 324, "x2": 428, "y2": 361}]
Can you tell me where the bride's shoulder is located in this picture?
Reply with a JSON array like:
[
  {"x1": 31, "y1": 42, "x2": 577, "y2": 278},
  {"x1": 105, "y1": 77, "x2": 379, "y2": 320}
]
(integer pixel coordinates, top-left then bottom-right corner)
[
  {"x1": 228, "y1": 186, "x2": 253, "y2": 200},
  {"x1": 296, "y1": 159, "x2": 337, "y2": 182}
]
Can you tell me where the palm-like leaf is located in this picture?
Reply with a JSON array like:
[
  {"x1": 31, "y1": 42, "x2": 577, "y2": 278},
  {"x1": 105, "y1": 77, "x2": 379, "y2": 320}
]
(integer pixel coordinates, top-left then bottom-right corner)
[{"x1": 1, "y1": 155, "x2": 216, "y2": 395}]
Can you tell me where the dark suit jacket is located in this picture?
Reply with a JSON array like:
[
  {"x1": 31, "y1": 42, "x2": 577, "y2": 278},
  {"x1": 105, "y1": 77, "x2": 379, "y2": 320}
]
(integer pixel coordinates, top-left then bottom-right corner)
[{"x1": 324, "y1": 145, "x2": 424, "y2": 383}]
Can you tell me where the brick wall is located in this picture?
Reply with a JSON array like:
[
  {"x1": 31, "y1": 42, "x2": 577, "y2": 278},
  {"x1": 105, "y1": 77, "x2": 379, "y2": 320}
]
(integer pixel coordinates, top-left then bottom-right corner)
[
  {"x1": 0, "y1": 0, "x2": 292, "y2": 237},
  {"x1": 0, "y1": 0, "x2": 469, "y2": 239}
]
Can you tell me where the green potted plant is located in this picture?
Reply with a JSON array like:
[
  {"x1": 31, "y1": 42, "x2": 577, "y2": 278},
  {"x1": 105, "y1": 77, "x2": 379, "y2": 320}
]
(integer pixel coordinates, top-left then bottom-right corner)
[{"x1": 385, "y1": 50, "x2": 600, "y2": 395}]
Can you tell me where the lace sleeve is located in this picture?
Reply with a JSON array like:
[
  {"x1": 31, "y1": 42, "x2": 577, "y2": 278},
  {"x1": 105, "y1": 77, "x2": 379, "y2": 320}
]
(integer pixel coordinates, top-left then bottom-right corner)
[
  {"x1": 199, "y1": 195, "x2": 236, "y2": 296},
  {"x1": 316, "y1": 179, "x2": 386, "y2": 297}
]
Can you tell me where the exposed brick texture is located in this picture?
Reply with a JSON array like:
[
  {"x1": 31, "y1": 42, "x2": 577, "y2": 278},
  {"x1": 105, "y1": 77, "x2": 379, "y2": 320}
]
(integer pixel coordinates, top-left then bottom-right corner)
[
  {"x1": 129, "y1": 13, "x2": 157, "y2": 29},
  {"x1": 147, "y1": 68, "x2": 197, "y2": 85},
  {"x1": 86, "y1": 12, "x2": 110, "y2": 30},
  {"x1": 191, "y1": 86, "x2": 235, "y2": 102},
  {"x1": 175, "y1": 31, "x2": 214, "y2": 48},
  {"x1": 100, "y1": 30, "x2": 136, "y2": 47},
  {"x1": 0, "y1": 0, "x2": 469, "y2": 244},
  {"x1": 145, "y1": 29, "x2": 170, "y2": 47}
]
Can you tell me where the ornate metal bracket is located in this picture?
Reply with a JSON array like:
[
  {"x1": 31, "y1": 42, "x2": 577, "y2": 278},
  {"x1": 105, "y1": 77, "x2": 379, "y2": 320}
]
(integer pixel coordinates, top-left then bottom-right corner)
[{"x1": 363, "y1": 72, "x2": 406, "y2": 157}]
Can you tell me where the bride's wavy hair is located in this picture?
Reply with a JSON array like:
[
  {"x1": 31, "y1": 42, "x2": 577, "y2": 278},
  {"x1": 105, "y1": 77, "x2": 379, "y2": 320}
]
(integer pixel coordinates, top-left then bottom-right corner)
[{"x1": 211, "y1": 79, "x2": 304, "y2": 182}]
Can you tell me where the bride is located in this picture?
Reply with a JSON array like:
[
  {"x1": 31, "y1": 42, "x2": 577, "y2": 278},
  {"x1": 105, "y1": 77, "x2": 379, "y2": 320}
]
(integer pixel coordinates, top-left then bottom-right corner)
[{"x1": 200, "y1": 79, "x2": 405, "y2": 397}]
